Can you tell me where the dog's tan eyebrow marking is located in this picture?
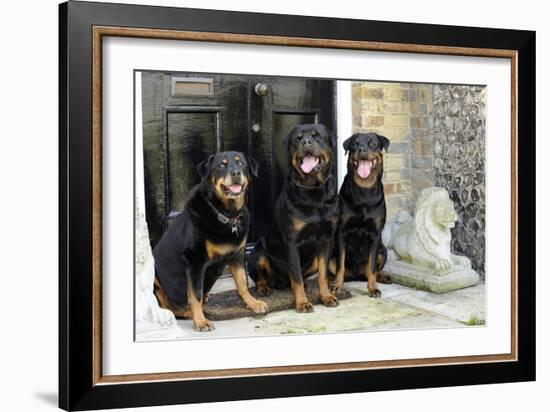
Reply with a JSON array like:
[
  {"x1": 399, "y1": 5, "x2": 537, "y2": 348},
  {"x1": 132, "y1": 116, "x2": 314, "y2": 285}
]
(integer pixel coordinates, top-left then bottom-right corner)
[
  {"x1": 235, "y1": 156, "x2": 241, "y2": 161},
  {"x1": 222, "y1": 158, "x2": 228, "y2": 164}
]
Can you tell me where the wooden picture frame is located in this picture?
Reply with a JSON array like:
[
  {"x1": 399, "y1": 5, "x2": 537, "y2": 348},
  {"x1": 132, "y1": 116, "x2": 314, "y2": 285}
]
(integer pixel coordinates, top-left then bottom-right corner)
[{"x1": 59, "y1": 1, "x2": 535, "y2": 410}]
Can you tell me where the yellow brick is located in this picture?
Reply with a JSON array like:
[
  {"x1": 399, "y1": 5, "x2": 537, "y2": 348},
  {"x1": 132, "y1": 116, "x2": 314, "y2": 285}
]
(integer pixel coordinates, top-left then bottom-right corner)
[
  {"x1": 352, "y1": 84, "x2": 362, "y2": 101},
  {"x1": 359, "y1": 82, "x2": 387, "y2": 88},
  {"x1": 384, "y1": 154, "x2": 406, "y2": 170},
  {"x1": 384, "y1": 88, "x2": 404, "y2": 101},
  {"x1": 383, "y1": 181, "x2": 411, "y2": 196},
  {"x1": 361, "y1": 87, "x2": 384, "y2": 100},
  {"x1": 361, "y1": 115, "x2": 384, "y2": 127},
  {"x1": 381, "y1": 82, "x2": 404, "y2": 89},
  {"x1": 384, "y1": 114, "x2": 410, "y2": 127},
  {"x1": 354, "y1": 125, "x2": 410, "y2": 142},
  {"x1": 361, "y1": 101, "x2": 382, "y2": 114},
  {"x1": 397, "y1": 181, "x2": 411, "y2": 194},
  {"x1": 378, "y1": 101, "x2": 410, "y2": 114},
  {"x1": 375, "y1": 126, "x2": 410, "y2": 141},
  {"x1": 383, "y1": 170, "x2": 402, "y2": 182}
]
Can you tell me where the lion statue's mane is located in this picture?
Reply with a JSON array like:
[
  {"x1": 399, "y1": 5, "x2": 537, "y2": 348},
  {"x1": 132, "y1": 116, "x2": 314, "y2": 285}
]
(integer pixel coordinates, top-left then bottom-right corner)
[{"x1": 382, "y1": 187, "x2": 470, "y2": 273}]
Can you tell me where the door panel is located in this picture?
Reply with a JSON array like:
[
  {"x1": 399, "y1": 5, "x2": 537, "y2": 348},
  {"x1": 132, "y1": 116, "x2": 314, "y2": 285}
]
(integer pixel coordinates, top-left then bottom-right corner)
[
  {"x1": 165, "y1": 110, "x2": 219, "y2": 216},
  {"x1": 249, "y1": 76, "x2": 335, "y2": 239},
  {"x1": 141, "y1": 71, "x2": 335, "y2": 247}
]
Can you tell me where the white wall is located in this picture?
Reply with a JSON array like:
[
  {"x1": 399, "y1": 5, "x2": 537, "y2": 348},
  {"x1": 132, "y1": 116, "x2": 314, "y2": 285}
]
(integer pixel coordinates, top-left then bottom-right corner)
[
  {"x1": 336, "y1": 81, "x2": 353, "y2": 187},
  {"x1": 0, "y1": 0, "x2": 546, "y2": 411}
]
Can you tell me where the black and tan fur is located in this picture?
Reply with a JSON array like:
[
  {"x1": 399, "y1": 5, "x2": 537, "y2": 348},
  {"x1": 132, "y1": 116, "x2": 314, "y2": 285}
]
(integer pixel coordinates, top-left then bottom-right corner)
[
  {"x1": 247, "y1": 124, "x2": 340, "y2": 312},
  {"x1": 330, "y1": 132, "x2": 392, "y2": 298},
  {"x1": 153, "y1": 151, "x2": 268, "y2": 331}
]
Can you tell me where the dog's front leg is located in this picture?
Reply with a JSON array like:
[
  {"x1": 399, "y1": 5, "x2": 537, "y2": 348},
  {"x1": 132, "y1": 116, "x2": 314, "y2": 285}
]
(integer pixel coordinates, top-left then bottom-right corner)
[
  {"x1": 365, "y1": 237, "x2": 382, "y2": 298},
  {"x1": 375, "y1": 244, "x2": 392, "y2": 284},
  {"x1": 331, "y1": 228, "x2": 346, "y2": 294},
  {"x1": 287, "y1": 242, "x2": 313, "y2": 313},
  {"x1": 317, "y1": 247, "x2": 339, "y2": 307},
  {"x1": 228, "y1": 259, "x2": 269, "y2": 314},
  {"x1": 186, "y1": 265, "x2": 215, "y2": 331}
]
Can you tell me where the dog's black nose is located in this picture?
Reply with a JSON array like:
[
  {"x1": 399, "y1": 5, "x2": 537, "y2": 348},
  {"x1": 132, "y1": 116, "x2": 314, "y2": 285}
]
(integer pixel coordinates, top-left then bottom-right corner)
[
  {"x1": 302, "y1": 137, "x2": 313, "y2": 147},
  {"x1": 231, "y1": 169, "x2": 242, "y2": 178},
  {"x1": 358, "y1": 146, "x2": 368, "y2": 153}
]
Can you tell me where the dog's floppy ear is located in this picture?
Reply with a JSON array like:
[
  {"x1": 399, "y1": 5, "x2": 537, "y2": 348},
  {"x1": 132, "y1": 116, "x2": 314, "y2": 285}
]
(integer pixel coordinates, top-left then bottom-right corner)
[
  {"x1": 377, "y1": 133, "x2": 391, "y2": 152},
  {"x1": 197, "y1": 154, "x2": 214, "y2": 180},
  {"x1": 343, "y1": 134, "x2": 356, "y2": 155},
  {"x1": 245, "y1": 154, "x2": 259, "y2": 178}
]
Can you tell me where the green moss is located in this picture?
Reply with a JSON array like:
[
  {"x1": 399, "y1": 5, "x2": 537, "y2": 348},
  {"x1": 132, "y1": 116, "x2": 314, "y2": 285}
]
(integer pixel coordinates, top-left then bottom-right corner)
[{"x1": 464, "y1": 314, "x2": 485, "y2": 326}]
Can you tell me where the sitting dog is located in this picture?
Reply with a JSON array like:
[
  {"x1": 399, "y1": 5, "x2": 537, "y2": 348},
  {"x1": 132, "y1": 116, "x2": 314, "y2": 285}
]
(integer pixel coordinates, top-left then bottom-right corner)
[
  {"x1": 153, "y1": 151, "x2": 268, "y2": 331},
  {"x1": 330, "y1": 132, "x2": 391, "y2": 298},
  {"x1": 248, "y1": 124, "x2": 340, "y2": 312}
]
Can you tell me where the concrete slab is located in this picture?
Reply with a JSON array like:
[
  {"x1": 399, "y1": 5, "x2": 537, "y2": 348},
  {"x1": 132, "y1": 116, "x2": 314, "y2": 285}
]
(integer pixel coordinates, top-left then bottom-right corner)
[
  {"x1": 252, "y1": 295, "x2": 420, "y2": 335},
  {"x1": 368, "y1": 312, "x2": 463, "y2": 330},
  {"x1": 176, "y1": 317, "x2": 259, "y2": 340},
  {"x1": 139, "y1": 277, "x2": 485, "y2": 341},
  {"x1": 388, "y1": 282, "x2": 486, "y2": 324},
  {"x1": 344, "y1": 281, "x2": 416, "y2": 299}
]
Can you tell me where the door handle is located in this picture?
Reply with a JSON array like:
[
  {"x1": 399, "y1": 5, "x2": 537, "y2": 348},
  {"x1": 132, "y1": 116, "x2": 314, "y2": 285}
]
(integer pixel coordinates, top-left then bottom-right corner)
[
  {"x1": 251, "y1": 123, "x2": 261, "y2": 132},
  {"x1": 254, "y1": 82, "x2": 269, "y2": 96}
]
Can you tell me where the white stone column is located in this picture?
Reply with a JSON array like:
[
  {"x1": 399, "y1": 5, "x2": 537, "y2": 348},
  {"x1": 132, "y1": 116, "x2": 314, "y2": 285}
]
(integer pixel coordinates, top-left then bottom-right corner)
[{"x1": 135, "y1": 72, "x2": 186, "y2": 340}]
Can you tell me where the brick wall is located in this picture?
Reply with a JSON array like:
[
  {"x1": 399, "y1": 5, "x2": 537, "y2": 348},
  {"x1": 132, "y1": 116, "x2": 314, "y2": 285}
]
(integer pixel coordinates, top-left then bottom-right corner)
[{"x1": 351, "y1": 82, "x2": 434, "y2": 218}]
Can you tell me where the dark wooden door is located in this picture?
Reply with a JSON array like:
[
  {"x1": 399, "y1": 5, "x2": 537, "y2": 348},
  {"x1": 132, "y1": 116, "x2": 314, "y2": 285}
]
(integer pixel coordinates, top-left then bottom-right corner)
[{"x1": 141, "y1": 71, "x2": 335, "y2": 247}]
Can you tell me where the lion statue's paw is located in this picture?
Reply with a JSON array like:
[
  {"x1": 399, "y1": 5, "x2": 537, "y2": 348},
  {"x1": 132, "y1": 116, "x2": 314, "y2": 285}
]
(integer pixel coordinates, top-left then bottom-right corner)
[
  {"x1": 433, "y1": 258, "x2": 451, "y2": 274},
  {"x1": 150, "y1": 305, "x2": 177, "y2": 327},
  {"x1": 452, "y1": 255, "x2": 471, "y2": 269}
]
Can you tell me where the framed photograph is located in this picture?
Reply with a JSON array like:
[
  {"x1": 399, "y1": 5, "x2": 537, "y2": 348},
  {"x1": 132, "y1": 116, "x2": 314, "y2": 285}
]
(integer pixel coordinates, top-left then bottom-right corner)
[{"x1": 59, "y1": 1, "x2": 535, "y2": 410}]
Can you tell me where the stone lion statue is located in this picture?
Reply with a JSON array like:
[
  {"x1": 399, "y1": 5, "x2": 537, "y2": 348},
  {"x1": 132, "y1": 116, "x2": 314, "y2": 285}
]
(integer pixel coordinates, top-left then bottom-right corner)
[
  {"x1": 382, "y1": 187, "x2": 470, "y2": 274},
  {"x1": 135, "y1": 201, "x2": 178, "y2": 327}
]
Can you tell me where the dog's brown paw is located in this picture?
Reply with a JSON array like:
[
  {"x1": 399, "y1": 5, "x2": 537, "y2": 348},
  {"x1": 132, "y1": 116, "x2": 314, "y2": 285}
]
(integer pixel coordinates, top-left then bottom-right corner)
[
  {"x1": 321, "y1": 294, "x2": 339, "y2": 307},
  {"x1": 248, "y1": 299, "x2": 269, "y2": 314},
  {"x1": 368, "y1": 288, "x2": 382, "y2": 298},
  {"x1": 193, "y1": 319, "x2": 215, "y2": 332},
  {"x1": 296, "y1": 301, "x2": 314, "y2": 313},
  {"x1": 330, "y1": 282, "x2": 344, "y2": 294}
]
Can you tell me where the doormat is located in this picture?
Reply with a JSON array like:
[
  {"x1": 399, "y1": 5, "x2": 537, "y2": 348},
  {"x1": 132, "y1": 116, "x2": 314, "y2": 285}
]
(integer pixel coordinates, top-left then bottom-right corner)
[{"x1": 204, "y1": 280, "x2": 352, "y2": 320}]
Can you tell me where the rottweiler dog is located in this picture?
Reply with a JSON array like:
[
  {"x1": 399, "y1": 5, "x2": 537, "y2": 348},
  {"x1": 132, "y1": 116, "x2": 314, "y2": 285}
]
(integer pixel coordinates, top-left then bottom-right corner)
[
  {"x1": 248, "y1": 124, "x2": 340, "y2": 312},
  {"x1": 153, "y1": 151, "x2": 268, "y2": 331},
  {"x1": 330, "y1": 132, "x2": 391, "y2": 298}
]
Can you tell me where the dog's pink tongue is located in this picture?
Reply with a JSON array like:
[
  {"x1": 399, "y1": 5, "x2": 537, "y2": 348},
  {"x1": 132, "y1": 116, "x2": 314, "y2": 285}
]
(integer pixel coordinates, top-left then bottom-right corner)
[
  {"x1": 228, "y1": 184, "x2": 242, "y2": 194},
  {"x1": 357, "y1": 160, "x2": 371, "y2": 179},
  {"x1": 300, "y1": 156, "x2": 319, "y2": 174}
]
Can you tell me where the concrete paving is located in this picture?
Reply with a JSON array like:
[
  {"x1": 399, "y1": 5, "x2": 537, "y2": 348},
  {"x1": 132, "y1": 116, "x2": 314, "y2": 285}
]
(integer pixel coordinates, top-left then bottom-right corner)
[{"x1": 167, "y1": 278, "x2": 485, "y2": 340}]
